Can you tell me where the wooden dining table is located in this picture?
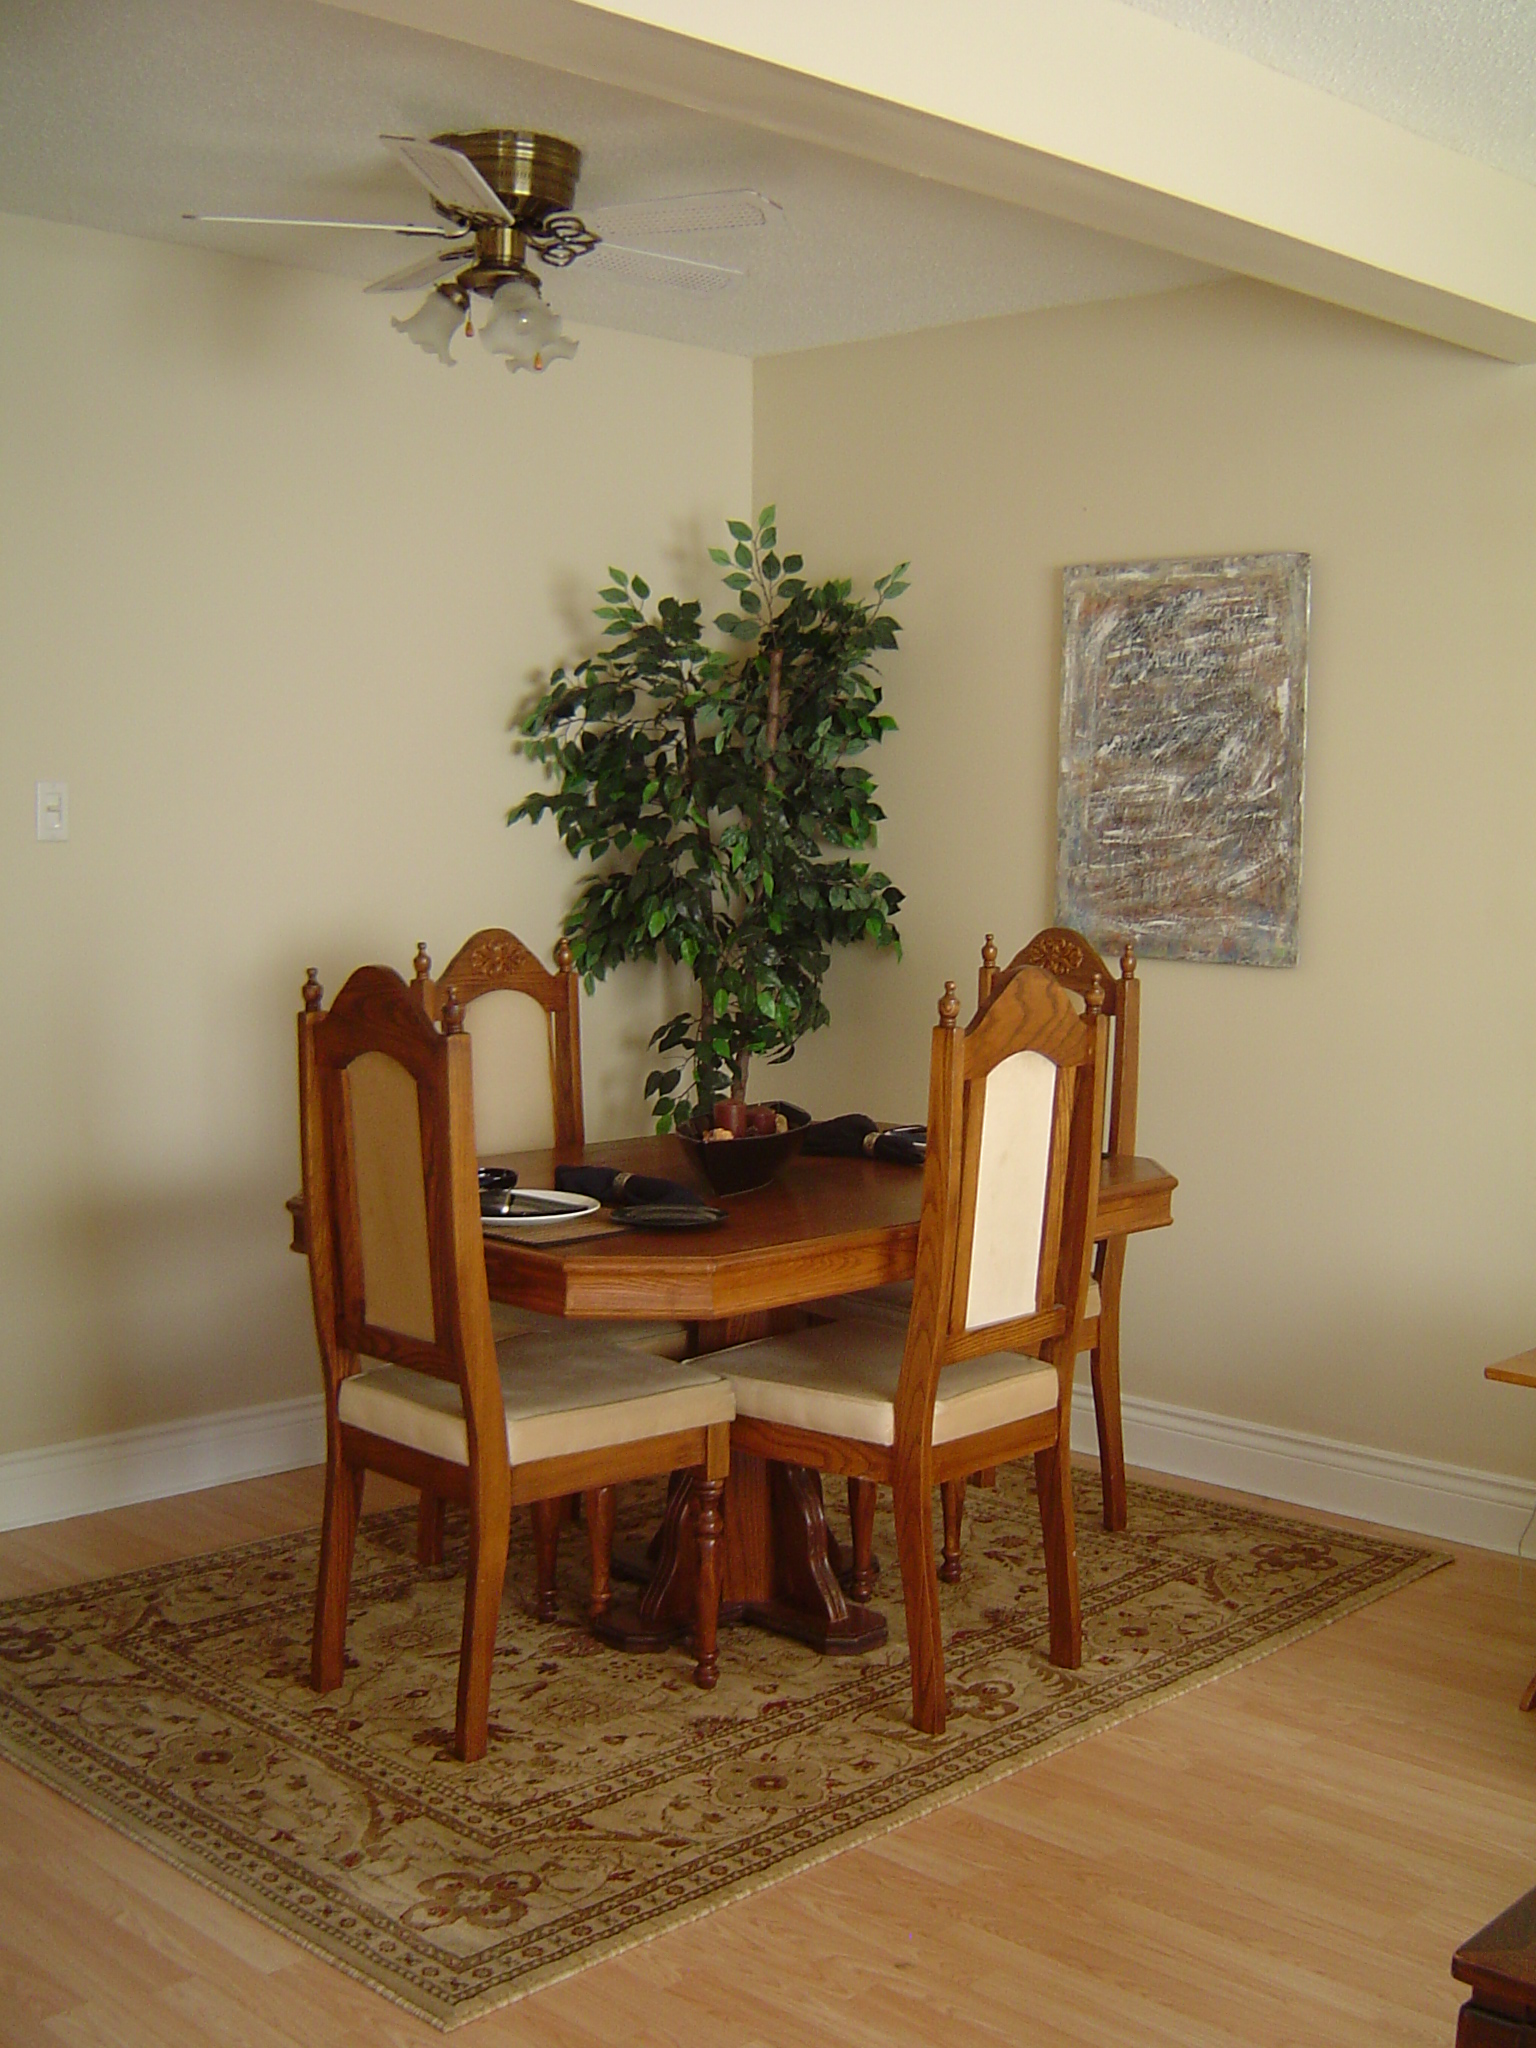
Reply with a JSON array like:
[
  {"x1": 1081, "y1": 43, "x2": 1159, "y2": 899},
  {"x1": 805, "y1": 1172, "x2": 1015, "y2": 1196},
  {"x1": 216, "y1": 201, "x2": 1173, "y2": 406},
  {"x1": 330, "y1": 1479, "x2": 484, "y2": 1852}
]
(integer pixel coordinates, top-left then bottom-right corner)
[{"x1": 289, "y1": 1134, "x2": 1176, "y2": 1655}]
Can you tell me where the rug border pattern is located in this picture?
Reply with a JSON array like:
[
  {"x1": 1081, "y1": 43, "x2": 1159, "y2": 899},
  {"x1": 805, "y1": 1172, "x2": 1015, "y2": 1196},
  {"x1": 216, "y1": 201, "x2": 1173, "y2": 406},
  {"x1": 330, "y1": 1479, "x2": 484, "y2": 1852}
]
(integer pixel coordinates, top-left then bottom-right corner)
[{"x1": 0, "y1": 1483, "x2": 1450, "y2": 2028}]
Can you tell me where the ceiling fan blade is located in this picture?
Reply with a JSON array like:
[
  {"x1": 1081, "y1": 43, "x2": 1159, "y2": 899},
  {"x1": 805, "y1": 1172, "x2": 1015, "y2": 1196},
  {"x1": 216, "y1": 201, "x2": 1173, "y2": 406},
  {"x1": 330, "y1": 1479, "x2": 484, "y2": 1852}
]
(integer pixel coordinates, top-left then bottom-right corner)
[
  {"x1": 581, "y1": 243, "x2": 743, "y2": 294},
  {"x1": 586, "y1": 190, "x2": 778, "y2": 239},
  {"x1": 381, "y1": 135, "x2": 516, "y2": 226},
  {"x1": 181, "y1": 213, "x2": 450, "y2": 235},
  {"x1": 365, "y1": 246, "x2": 474, "y2": 293}
]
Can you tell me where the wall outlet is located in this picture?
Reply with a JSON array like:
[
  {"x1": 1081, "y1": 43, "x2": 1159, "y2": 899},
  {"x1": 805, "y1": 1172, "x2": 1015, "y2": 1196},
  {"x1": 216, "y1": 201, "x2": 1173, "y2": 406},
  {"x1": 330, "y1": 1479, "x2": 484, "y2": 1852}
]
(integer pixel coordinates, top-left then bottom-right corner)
[{"x1": 36, "y1": 781, "x2": 68, "y2": 841}]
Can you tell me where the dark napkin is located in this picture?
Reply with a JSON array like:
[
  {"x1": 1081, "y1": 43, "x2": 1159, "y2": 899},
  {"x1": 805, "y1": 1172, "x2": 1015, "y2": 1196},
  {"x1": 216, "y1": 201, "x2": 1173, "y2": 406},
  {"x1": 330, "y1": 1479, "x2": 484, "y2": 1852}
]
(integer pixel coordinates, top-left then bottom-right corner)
[
  {"x1": 802, "y1": 1115, "x2": 926, "y2": 1166},
  {"x1": 554, "y1": 1163, "x2": 707, "y2": 1208}
]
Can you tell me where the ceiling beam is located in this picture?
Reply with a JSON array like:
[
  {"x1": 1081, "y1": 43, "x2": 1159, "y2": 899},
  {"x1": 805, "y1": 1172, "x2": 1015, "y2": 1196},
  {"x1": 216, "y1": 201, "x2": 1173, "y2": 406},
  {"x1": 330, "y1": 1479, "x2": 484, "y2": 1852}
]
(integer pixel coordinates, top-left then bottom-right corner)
[{"x1": 321, "y1": 0, "x2": 1536, "y2": 361}]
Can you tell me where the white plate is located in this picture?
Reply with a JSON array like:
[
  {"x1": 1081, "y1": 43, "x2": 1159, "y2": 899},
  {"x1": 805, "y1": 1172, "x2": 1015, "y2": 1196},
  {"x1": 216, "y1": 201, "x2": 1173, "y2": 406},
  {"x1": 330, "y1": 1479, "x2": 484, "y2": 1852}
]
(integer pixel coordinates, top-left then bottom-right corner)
[{"x1": 480, "y1": 1188, "x2": 601, "y2": 1227}]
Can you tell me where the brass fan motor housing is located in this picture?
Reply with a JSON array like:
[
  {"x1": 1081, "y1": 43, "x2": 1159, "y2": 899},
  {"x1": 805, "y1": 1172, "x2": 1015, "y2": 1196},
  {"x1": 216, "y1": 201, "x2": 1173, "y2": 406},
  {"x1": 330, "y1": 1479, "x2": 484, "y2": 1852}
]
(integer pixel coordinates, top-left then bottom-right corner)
[{"x1": 432, "y1": 130, "x2": 582, "y2": 226}]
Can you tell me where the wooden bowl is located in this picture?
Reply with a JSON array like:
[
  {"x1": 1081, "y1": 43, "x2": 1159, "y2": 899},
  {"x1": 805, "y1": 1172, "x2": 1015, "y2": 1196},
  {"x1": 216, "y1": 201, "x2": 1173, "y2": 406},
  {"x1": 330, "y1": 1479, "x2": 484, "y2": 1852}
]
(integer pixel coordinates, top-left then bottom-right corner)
[{"x1": 676, "y1": 1102, "x2": 811, "y2": 1197}]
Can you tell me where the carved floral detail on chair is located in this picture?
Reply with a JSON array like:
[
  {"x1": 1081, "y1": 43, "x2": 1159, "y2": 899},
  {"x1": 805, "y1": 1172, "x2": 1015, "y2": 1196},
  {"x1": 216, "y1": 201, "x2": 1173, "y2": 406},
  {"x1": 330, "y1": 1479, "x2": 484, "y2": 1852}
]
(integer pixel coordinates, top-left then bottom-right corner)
[
  {"x1": 1020, "y1": 930, "x2": 1102, "y2": 985},
  {"x1": 455, "y1": 930, "x2": 544, "y2": 985}
]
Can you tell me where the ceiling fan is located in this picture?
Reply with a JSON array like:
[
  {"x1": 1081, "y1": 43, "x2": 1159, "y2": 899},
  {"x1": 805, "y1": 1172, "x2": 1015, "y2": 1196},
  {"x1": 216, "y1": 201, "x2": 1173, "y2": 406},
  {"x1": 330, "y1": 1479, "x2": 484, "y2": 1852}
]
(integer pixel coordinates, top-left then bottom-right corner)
[{"x1": 183, "y1": 129, "x2": 777, "y2": 372}]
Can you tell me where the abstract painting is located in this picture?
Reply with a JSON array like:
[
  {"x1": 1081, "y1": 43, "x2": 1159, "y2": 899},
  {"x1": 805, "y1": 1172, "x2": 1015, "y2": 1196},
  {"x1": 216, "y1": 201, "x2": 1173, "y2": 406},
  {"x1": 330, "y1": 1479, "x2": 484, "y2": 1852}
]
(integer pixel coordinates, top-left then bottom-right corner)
[{"x1": 1057, "y1": 553, "x2": 1309, "y2": 966}]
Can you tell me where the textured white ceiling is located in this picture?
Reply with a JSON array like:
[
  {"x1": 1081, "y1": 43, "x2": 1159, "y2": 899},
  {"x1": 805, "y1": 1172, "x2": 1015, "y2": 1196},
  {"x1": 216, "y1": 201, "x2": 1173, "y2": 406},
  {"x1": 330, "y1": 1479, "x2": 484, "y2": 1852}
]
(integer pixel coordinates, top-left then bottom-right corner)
[
  {"x1": 1120, "y1": 0, "x2": 1536, "y2": 185},
  {"x1": 0, "y1": 0, "x2": 1214, "y2": 356}
]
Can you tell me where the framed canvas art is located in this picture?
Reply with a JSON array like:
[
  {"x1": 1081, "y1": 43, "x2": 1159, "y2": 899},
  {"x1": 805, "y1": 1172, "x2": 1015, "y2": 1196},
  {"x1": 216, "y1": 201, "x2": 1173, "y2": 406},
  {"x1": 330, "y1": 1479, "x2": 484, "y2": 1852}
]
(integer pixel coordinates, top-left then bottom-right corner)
[{"x1": 1057, "y1": 553, "x2": 1309, "y2": 967}]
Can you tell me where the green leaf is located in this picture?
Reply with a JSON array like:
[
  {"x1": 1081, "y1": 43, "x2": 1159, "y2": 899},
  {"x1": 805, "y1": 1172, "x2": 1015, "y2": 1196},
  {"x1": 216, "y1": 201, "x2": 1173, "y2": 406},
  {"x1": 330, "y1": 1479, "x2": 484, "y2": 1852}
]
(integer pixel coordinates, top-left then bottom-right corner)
[
  {"x1": 727, "y1": 519, "x2": 753, "y2": 543},
  {"x1": 632, "y1": 574, "x2": 650, "y2": 600},
  {"x1": 708, "y1": 547, "x2": 730, "y2": 565},
  {"x1": 783, "y1": 554, "x2": 803, "y2": 574},
  {"x1": 756, "y1": 504, "x2": 776, "y2": 531},
  {"x1": 733, "y1": 541, "x2": 753, "y2": 570}
]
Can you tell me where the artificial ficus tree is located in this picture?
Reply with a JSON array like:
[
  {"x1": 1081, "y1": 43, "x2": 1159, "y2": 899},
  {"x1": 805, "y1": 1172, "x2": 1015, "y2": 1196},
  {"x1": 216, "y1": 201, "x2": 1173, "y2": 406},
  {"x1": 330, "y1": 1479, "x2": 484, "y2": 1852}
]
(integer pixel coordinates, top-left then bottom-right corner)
[{"x1": 509, "y1": 506, "x2": 909, "y2": 1129}]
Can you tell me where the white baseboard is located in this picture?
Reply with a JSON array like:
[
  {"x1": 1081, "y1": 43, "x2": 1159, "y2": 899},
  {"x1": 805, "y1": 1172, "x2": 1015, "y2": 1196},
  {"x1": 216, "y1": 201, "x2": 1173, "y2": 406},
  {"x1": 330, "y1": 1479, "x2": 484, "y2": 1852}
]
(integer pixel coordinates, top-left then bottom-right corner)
[
  {"x1": 1072, "y1": 1386, "x2": 1536, "y2": 1555},
  {"x1": 2, "y1": 1385, "x2": 1530, "y2": 1556},
  {"x1": 0, "y1": 1395, "x2": 326, "y2": 1535}
]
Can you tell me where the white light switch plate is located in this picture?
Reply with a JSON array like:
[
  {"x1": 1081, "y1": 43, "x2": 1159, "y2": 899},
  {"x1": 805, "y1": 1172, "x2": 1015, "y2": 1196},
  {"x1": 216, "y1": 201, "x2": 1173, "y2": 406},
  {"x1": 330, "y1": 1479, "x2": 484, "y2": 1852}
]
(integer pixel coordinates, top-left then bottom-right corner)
[{"x1": 36, "y1": 781, "x2": 68, "y2": 841}]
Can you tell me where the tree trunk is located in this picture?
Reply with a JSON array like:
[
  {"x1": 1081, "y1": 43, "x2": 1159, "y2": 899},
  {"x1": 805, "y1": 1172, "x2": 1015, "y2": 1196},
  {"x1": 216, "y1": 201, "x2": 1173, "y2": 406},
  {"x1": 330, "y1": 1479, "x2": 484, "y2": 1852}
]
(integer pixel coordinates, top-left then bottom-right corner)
[{"x1": 765, "y1": 646, "x2": 783, "y2": 770}]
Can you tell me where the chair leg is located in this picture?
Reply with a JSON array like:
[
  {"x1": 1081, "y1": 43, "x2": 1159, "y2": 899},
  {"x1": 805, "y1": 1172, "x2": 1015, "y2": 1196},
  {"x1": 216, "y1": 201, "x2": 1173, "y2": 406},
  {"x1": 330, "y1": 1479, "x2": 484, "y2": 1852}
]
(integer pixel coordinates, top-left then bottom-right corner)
[
  {"x1": 939, "y1": 1478, "x2": 966, "y2": 1583},
  {"x1": 529, "y1": 1497, "x2": 563, "y2": 1622},
  {"x1": 1034, "y1": 1437, "x2": 1082, "y2": 1670},
  {"x1": 692, "y1": 1476, "x2": 725, "y2": 1689},
  {"x1": 454, "y1": 1483, "x2": 511, "y2": 1764},
  {"x1": 311, "y1": 1442, "x2": 364, "y2": 1693},
  {"x1": 891, "y1": 1459, "x2": 947, "y2": 1734},
  {"x1": 846, "y1": 1476, "x2": 878, "y2": 1603},
  {"x1": 1091, "y1": 1237, "x2": 1130, "y2": 1531},
  {"x1": 416, "y1": 1487, "x2": 446, "y2": 1566},
  {"x1": 584, "y1": 1486, "x2": 615, "y2": 1624}
]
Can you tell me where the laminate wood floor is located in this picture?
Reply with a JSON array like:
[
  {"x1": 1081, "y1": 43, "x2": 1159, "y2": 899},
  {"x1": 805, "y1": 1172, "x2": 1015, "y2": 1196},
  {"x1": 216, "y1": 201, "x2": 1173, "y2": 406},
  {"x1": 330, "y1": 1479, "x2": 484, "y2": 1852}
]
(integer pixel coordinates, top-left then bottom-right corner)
[{"x1": 1, "y1": 1463, "x2": 1531, "y2": 2047}]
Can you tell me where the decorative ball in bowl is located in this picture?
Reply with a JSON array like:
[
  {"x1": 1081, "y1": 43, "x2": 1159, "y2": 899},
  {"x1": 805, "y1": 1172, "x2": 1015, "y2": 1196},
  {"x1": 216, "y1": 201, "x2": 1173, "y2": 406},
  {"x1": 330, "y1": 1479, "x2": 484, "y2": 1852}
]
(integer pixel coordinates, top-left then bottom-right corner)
[{"x1": 677, "y1": 1100, "x2": 811, "y2": 1197}]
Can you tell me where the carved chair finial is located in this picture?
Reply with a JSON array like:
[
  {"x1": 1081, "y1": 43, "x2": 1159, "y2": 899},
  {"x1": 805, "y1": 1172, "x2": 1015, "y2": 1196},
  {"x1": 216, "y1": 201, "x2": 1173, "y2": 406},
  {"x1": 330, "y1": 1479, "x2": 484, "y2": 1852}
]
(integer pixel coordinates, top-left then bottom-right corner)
[
  {"x1": 1120, "y1": 938, "x2": 1137, "y2": 980},
  {"x1": 554, "y1": 934, "x2": 574, "y2": 974},
  {"x1": 939, "y1": 980, "x2": 961, "y2": 1028},
  {"x1": 981, "y1": 933, "x2": 998, "y2": 972},
  {"x1": 1085, "y1": 975, "x2": 1106, "y2": 1019},
  {"x1": 441, "y1": 984, "x2": 464, "y2": 1035},
  {"x1": 302, "y1": 968, "x2": 323, "y2": 1013},
  {"x1": 412, "y1": 941, "x2": 432, "y2": 985}
]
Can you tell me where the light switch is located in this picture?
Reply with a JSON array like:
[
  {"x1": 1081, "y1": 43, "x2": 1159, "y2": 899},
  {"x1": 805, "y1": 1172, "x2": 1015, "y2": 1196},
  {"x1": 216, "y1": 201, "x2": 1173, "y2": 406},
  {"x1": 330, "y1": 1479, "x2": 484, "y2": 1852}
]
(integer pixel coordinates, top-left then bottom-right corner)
[{"x1": 36, "y1": 781, "x2": 68, "y2": 841}]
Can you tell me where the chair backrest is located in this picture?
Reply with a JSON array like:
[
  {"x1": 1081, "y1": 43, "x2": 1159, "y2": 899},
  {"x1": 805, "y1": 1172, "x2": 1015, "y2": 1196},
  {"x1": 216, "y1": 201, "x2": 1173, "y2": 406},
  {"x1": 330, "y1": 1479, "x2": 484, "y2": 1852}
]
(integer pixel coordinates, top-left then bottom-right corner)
[
  {"x1": 979, "y1": 926, "x2": 1140, "y2": 1157},
  {"x1": 297, "y1": 965, "x2": 501, "y2": 1451},
  {"x1": 895, "y1": 962, "x2": 1106, "y2": 1451},
  {"x1": 410, "y1": 928, "x2": 584, "y2": 1156}
]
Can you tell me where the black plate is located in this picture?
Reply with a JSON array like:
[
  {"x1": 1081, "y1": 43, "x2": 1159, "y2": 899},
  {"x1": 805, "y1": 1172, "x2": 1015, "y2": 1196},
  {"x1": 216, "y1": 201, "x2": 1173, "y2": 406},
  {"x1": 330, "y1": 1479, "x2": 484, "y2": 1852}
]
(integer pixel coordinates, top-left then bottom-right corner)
[
  {"x1": 613, "y1": 1202, "x2": 728, "y2": 1231},
  {"x1": 478, "y1": 1167, "x2": 519, "y2": 1193}
]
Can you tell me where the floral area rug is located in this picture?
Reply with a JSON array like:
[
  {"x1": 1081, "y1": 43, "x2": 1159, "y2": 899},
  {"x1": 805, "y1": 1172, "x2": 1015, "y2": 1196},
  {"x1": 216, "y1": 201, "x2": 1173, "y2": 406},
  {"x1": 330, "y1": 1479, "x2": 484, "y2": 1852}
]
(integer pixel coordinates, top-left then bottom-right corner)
[{"x1": 0, "y1": 1470, "x2": 1445, "y2": 2028}]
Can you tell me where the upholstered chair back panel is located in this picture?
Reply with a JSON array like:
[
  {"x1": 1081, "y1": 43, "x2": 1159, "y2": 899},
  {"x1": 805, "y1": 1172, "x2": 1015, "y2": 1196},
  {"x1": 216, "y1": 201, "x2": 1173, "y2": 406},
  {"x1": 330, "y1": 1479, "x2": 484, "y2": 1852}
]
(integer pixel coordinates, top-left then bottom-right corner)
[
  {"x1": 463, "y1": 989, "x2": 556, "y2": 1154},
  {"x1": 963, "y1": 1047, "x2": 1056, "y2": 1332},
  {"x1": 347, "y1": 1050, "x2": 436, "y2": 1343}
]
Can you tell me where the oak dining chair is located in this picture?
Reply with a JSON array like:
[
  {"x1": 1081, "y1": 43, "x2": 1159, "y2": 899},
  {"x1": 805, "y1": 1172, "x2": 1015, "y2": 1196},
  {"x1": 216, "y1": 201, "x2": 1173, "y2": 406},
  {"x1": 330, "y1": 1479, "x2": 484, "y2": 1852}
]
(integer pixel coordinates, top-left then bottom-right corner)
[
  {"x1": 408, "y1": 930, "x2": 688, "y2": 1363},
  {"x1": 718, "y1": 962, "x2": 1106, "y2": 1734},
  {"x1": 297, "y1": 964, "x2": 733, "y2": 1760},
  {"x1": 980, "y1": 926, "x2": 1139, "y2": 1530},
  {"x1": 832, "y1": 925, "x2": 1141, "y2": 1548},
  {"x1": 409, "y1": 928, "x2": 692, "y2": 1563}
]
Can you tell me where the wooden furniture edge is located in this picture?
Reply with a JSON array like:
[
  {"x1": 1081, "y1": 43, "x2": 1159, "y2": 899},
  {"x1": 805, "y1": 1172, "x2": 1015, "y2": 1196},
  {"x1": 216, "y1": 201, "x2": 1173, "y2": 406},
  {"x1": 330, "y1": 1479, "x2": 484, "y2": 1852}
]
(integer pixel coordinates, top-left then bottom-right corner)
[{"x1": 1486, "y1": 1351, "x2": 1536, "y2": 1390}]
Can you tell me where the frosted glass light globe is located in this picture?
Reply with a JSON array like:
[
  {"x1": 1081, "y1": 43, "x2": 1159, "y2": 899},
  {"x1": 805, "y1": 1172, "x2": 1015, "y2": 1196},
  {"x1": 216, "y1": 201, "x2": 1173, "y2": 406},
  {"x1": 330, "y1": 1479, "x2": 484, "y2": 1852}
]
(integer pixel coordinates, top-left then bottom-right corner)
[
  {"x1": 390, "y1": 288, "x2": 464, "y2": 365},
  {"x1": 480, "y1": 279, "x2": 578, "y2": 372}
]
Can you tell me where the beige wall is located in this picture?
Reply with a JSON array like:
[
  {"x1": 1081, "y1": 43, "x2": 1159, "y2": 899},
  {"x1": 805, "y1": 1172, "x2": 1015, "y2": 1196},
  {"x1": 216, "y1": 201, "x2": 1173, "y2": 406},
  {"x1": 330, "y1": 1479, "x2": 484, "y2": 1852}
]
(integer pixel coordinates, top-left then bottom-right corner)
[
  {"x1": 0, "y1": 211, "x2": 751, "y2": 1457},
  {"x1": 755, "y1": 277, "x2": 1536, "y2": 1477}
]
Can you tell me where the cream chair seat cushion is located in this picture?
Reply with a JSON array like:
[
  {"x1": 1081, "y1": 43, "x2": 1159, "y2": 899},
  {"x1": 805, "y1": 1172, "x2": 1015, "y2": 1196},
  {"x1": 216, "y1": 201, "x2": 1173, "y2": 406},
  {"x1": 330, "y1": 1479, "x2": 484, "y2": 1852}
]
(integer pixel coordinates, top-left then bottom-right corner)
[
  {"x1": 488, "y1": 1302, "x2": 691, "y2": 1360},
  {"x1": 722, "y1": 1318, "x2": 1057, "y2": 1448},
  {"x1": 337, "y1": 1331, "x2": 733, "y2": 1467},
  {"x1": 823, "y1": 1276, "x2": 1101, "y2": 1329}
]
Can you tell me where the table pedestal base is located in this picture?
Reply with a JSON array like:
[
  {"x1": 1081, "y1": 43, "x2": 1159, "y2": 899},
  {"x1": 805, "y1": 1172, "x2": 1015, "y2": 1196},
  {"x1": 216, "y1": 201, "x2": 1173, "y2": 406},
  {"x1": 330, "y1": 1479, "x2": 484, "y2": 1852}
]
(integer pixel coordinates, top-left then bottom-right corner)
[{"x1": 597, "y1": 1450, "x2": 887, "y2": 1657}]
